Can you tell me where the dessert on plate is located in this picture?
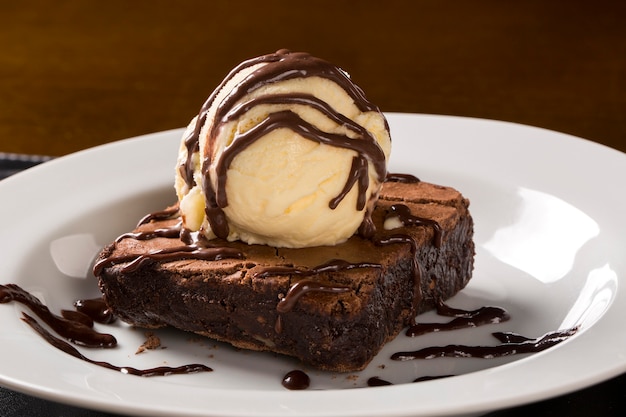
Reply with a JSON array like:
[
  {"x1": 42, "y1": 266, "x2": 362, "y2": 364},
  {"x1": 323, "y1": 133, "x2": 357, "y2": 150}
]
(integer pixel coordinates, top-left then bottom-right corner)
[{"x1": 94, "y1": 49, "x2": 475, "y2": 372}]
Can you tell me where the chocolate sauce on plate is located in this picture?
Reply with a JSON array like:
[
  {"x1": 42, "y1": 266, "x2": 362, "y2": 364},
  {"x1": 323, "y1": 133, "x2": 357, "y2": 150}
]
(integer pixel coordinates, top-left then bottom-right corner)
[
  {"x1": 21, "y1": 312, "x2": 212, "y2": 377},
  {"x1": 367, "y1": 376, "x2": 393, "y2": 386},
  {"x1": 391, "y1": 327, "x2": 578, "y2": 361},
  {"x1": 367, "y1": 374, "x2": 453, "y2": 386},
  {"x1": 406, "y1": 301, "x2": 510, "y2": 337},
  {"x1": 282, "y1": 370, "x2": 310, "y2": 390},
  {"x1": 1, "y1": 284, "x2": 212, "y2": 377},
  {"x1": 0, "y1": 284, "x2": 116, "y2": 348},
  {"x1": 73, "y1": 297, "x2": 116, "y2": 324}
]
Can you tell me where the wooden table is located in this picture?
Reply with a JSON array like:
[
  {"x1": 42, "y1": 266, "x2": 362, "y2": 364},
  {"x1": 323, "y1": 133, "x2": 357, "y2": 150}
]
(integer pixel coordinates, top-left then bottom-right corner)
[{"x1": 1, "y1": 1, "x2": 625, "y2": 416}]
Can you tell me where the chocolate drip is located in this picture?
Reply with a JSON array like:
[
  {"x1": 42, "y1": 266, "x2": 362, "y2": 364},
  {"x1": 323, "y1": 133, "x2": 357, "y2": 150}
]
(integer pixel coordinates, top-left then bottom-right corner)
[
  {"x1": 367, "y1": 376, "x2": 393, "y2": 386},
  {"x1": 274, "y1": 279, "x2": 350, "y2": 334},
  {"x1": 368, "y1": 375, "x2": 453, "y2": 386},
  {"x1": 216, "y1": 110, "x2": 385, "y2": 207},
  {"x1": 329, "y1": 156, "x2": 369, "y2": 211},
  {"x1": 179, "y1": 49, "x2": 383, "y2": 190},
  {"x1": 0, "y1": 284, "x2": 116, "y2": 348},
  {"x1": 21, "y1": 312, "x2": 212, "y2": 377},
  {"x1": 277, "y1": 279, "x2": 351, "y2": 314},
  {"x1": 374, "y1": 233, "x2": 422, "y2": 319},
  {"x1": 385, "y1": 173, "x2": 420, "y2": 183},
  {"x1": 136, "y1": 205, "x2": 180, "y2": 227},
  {"x1": 406, "y1": 302, "x2": 510, "y2": 337},
  {"x1": 180, "y1": 109, "x2": 205, "y2": 188},
  {"x1": 391, "y1": 327, "x2": 578, "y2": 361},
  {"x1": 254, "y1": 258, "x2": 381, "y2": 279},
  {"x1": 413, "y1": 374, "x2": 453, "y2": 382},
  {"x1": 93, "y1": 244, "x2": 244, "y2": 276},
  {"x1": 281, "y1": 369, "x2": 310, "y2": 390},
  {"x1": 116, "y1": 222, "x2": 182, "y2": 242},
  {"x1": 60, "y1": 309, "x2": 94, "y2": 327},
  {"x1": 223, "y1": 93, "x2": 374, "y2": 141},
  {"x1": 372, "y1": 202, "x2": 446, "y2": 319},
  {"x1": 74, "y1": 297, "x2": 116, "y2": 324},
  {"x1": 256, "y1": 260, "x2": 378, "y2": 332},
  {"x1": 211, "y1": 50, "x2": 379, "y2": 143},
  {"x1": 387, "y1": 204, "x2": 443, "y2": 248},
  {"x1": 178, "y1": 50, "x2": 389, "y2": 241}
]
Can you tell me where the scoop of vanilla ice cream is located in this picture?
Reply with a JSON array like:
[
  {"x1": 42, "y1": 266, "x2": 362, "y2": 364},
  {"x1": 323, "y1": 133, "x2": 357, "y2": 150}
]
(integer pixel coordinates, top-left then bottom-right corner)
[{"x1": 175, "y1": 50, "x2": 391, "y2": 248}]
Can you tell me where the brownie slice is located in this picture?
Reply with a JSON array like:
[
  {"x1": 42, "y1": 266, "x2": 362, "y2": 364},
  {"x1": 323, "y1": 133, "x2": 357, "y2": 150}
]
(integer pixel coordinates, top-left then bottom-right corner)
[{"x1": 94, "y1": 181, "x2": 474, "y2": 372}]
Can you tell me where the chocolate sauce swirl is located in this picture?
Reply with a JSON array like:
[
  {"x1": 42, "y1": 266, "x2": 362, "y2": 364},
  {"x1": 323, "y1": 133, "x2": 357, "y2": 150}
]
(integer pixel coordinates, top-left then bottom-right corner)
[
  {"x1": 2, "y1": 283, "x2": 212, "y2": 377},
  {"x1": 276, "y1": 280, "x2": 351, "y2": 314},
  {"x1": 0, "y1": 284, "x2": 116, "y2": 348},
  {"x1": 367, "y1": 375, "x2": 454, "y2": 386},
  {"x1": 406, "y1": 300, "x2": 510, "y2": 337},
  {"x1": 255, "y1": 259, "x2": 378, "y2": 314},
  {"x1": 116, "y1": 222, "x2": 183, "y2": 242},
  {"x1": 73, "y1": 297, "x2": 116, "y2": 324},
  {"x1": 136, "y1": 205, "x2": 180, "y2": 227},
  {"x1": 179, "y1": 49, "x2": 389, "y2": 240},
  {"x1": 385, "y1": 173, "x2": 420, "y2": 183},
  {"x1": 214, "y1": 110, "x2": 386, "y2": 209},
  {"x1": 21, "y1": 312, "x2": 212, "y2": 377},
  {"x1": 374, "y1": 233, "x2": 422, "y2": 319},
  {"x1": 254, "y1": 258, "x2": 381, "y2": 279},
  {"x1": 387, "y1": 204, "x2": 443, "y2": 248},
  {"x1": 391, "y1": 327, "x2": 578, "y2": 361},
  {"x1": 93, "y1": 244, "x2": 244, "y2": 276},
  {"x1": 180, "y1": 49, "x2": 383, "y2": 189}
]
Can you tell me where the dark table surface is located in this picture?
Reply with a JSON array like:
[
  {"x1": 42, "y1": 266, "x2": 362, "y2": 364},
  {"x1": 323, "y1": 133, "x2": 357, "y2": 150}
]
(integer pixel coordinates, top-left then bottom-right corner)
[{"x1": 1, "y1": 1, "x2": 625, "y2": 416}]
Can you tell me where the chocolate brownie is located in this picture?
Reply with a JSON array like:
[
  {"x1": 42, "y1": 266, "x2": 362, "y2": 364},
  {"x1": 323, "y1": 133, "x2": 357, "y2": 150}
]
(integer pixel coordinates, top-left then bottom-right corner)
[{"x1": 94, "y1": 180, "x2": 474, "y2": 372}]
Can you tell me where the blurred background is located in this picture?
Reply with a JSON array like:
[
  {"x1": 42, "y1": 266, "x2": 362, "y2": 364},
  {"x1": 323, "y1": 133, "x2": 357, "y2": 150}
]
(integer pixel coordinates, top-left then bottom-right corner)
[{"x1": 1, "y1": 0, "x2": 624, "y2": 156}]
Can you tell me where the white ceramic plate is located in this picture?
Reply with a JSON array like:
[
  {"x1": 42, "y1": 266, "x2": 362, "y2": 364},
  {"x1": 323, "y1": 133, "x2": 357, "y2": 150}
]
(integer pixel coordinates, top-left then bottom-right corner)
[{"x1": 1, "y1": 113, "x2": 625, "y2": 417}]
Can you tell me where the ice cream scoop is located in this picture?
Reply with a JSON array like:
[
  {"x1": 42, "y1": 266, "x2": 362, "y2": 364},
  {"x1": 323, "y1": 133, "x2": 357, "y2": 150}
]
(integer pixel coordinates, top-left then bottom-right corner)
[{"x1": 175, "y1": 49, "x2": 391, "y2": 248}]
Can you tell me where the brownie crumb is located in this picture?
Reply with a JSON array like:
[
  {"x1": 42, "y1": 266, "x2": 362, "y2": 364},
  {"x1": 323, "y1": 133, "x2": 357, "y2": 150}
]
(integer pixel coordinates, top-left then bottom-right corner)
[{"x1": 136, "y1": 331, "x2": 161, "y2": 354}]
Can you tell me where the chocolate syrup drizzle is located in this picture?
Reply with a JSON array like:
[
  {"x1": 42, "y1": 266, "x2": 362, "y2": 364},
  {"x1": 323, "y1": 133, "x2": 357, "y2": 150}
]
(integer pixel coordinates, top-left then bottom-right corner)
[
  {"x1": 387, "y1": 204, "x2": 443, "y2": 248},
  {"x1": 254, "y1": 258, "x2": 381, "y2": 279},
  {"x1": 1, "y1": 279, "x2": 578, "y2": 385},
  {"x1": 0, "y1": 284, "x2": 116, "y2": 348},
  {"x1": 374, "y1": 233, "x2": 422, "y2": 319},
  {"x1": 385, "y1": 172, "x2": 420, "y2": 183},
  {"x1": 255, "y1": 259, "x2": 380, "y2": 314},
  {"x1": 406, "y1": 299, "x2": 510, "y2": 337},
  {"x1": 179, "y1": 49, "x2": 388, "y2": 240},
  {"x1": 367, "y1": 374, "x2": 454, "y2": 386},
  {"x1": 0, "y1": 284, "x2": 212, "y2": 377},
  {"x1": 93, "y1": 243, "x2": 244, "y2": 276},
  {"x1": 21, "y1": 313, "x2": 212, "y2": 377},
  {"x1": 135, "y1": 205, "x2": 180, "y2": 227},
  {"x1": 73, "y1": 297, "x2": 116, "y2": 324},
  {"x1": 66, "y1": 170, "x2": 573, "y2": 385},
  {"x1": 115, "y1": 221, "x2": 183, "y2": 242},
  {"x1": 366, "y1": 301, "x2": 575, "y2": 386},
  {"x1": 95, "y1": 173, "x2": 445, "y2": 327},
  {"x1": 391, "y1": 327, "x2": 578, "y2": 362}
]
